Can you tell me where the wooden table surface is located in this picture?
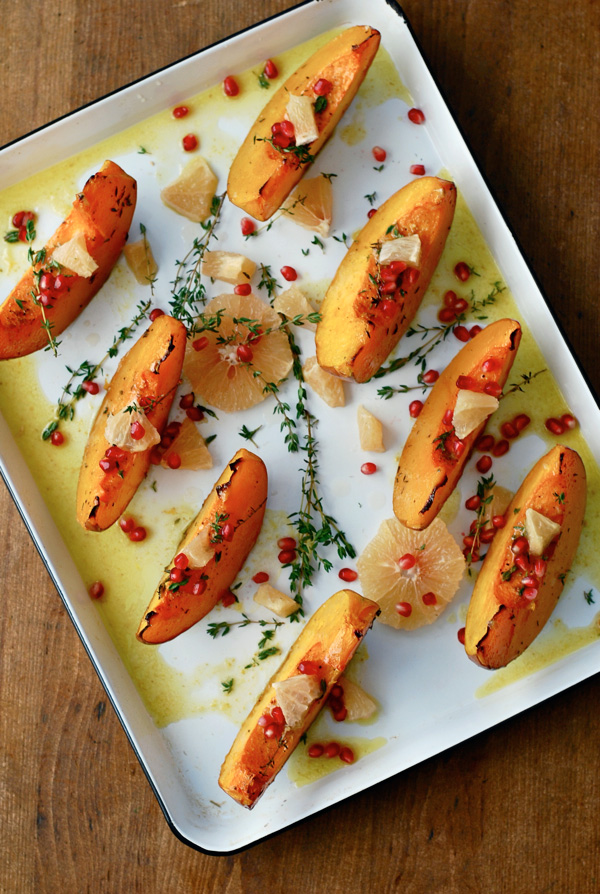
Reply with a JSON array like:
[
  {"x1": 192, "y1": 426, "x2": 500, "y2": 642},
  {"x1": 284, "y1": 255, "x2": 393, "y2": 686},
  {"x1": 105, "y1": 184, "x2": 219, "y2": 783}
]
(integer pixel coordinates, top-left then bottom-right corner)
[{"x1": 1, "y1": 1, "x2": 599, "y2": 891}]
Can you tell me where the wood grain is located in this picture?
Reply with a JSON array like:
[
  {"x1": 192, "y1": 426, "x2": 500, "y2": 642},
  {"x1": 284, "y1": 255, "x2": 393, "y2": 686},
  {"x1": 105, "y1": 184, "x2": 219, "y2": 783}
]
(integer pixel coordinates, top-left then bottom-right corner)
[{"x1": 1, "y1": 1, "x2": 599, "y2": 891}]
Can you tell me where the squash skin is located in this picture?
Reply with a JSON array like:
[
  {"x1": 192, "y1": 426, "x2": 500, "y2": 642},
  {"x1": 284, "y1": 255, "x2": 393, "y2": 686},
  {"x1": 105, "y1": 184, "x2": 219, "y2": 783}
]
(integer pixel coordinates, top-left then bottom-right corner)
[
  {"x1": 315, "y1": 177, "x2": 456, "y2": 383},
  {"x1": 0, "y1": 160, "x2": 136, "y2": 359},
  {"x1": 464, "y1": 445, "x2": 586, "y2": 669},
  {"x1": 218, "y1": 588, "x2": 380, "y2": 808},
  {"x1": 137, "y1": 448, "x2": 268, "y2": 644},
  {"x1": 393, "y1": 318, "x2": 522, "y2": 530},
  {"x1": 227, "y1": 26, "x2": 380, "y2": 221},
  {"x1": 76, "y1": 314, "x2": 187, "y2": 532}
]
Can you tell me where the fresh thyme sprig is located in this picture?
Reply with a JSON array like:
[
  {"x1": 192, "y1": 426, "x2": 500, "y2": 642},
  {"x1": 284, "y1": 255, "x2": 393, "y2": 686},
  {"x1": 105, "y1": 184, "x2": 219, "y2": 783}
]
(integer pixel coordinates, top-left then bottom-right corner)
[
  {"x1": 25, "y1": 237, "x2": 62, "y2": 357},
  {"x1": 245, "y1": 195, "x2": 307, "y2": 239},
  {"x1": 170, "y1": 193, "x2": 226, "y2": 327},
  {"x1": 257, "y1": 263, "x2": 281, "y2": 302},
  {"x1": 502, "y1": 369, "x2": 547, "y2": 397},
  {"x1": 465, "y1": 473, "x2": 496, "y2": 572},
  {"x1": 41, "y1": 299, "x2": 152, "y2": 439},
  {"x1": 253, "y1": 135, "x2": 315, "y2": 166},
  {"x1": 138, "y1": 223, "x2": 157, "y2": 295},
  {"x1": 207, "y1": 614, "x2": 284, "y2": 638}
]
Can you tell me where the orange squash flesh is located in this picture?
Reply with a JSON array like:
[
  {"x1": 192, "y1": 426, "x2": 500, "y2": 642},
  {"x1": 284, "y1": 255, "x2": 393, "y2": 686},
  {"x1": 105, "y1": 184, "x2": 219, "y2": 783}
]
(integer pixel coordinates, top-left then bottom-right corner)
[
  {"x1": 0, "y1": 160, "x2": 136, "y2": 359},
  {"x1": 393, "y1": 318, "x2": 522, "y2": 530},
  {"x1": 227, "y1": 26, "x2": 380, "y2": 221},
  {"x1": 76, "y1": 314, "x2": 187, "y2": 532},
  {"x1": 218, "y1": 588, "x2": 380, "y2": 808},
  {"x1": 137, "y1": 448, "x2": 268, "y2": 644},
  {"x1": 464, "y1": 445, "x2": 586, "y2": 669},
  {"x1": 315, "y1": 177, "x2": 456, "y2": 383}
]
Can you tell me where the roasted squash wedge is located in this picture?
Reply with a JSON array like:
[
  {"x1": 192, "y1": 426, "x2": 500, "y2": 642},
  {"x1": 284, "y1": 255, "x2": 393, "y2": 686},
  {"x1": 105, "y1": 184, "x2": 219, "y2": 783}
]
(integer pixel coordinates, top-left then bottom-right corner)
[
  {"x1": 76, "y1": 314, "x2": 186, "y2": 531},
  {"x1": 137, "y1": 448, "x2": 268, "y2": 643},
  {"x1": 227, "y1": 26, "x2": 380, "y2": 221},
  {"x1": 464, "y1": 445, "x2": 586, "y2": 669},
  {"x1": 218, "y1": 588, "x2": 379, "y2": 808},
  {"x1": 393, "y1": 318, "x2": 522, "y2": 530},
  {"x1": 0, "y1": 160, "x2": 136, "y2": 359},
  {"x1": 315, "y1": 177, "x2": 456, "y2": 382}
]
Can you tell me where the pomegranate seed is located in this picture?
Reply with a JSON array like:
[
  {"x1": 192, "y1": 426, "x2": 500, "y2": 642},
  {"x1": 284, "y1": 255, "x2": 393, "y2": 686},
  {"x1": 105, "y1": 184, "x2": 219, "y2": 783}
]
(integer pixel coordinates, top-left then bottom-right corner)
[
  {"x1": 193, "y1": 336, "x2": 209, "y2": 351},
  {"x1": 264, "y1": 723, "x2": 280, "y2": 739},
  {"x1": 422, "y1": 592, "x2": 437, "y2": 606},
  {"x1": 534, "y1": 559, "x2": 547, "y2": 578},
  {"x1": 89, "y1": 581, "x2": 104, "y2": 599},
  {"x1": 476, "y1": 455, "x2": 493, "y2": 474},
  {"x1": 545, "y1": 417, "x2": 565, "y2": 435},
  {"x1": 119, "y1": 516, "x2": 135, "y2": 533},
  {"x1": 340, "y1": 746, "x2": 355, "y2": 764},
  {"x1": 396, "y1": 602, "x2": 412, "y2": 617},
  {"x1": 409, "y1": 399, "x2": 423, "y2": 418},
  {"x1": 39, "y1": 272, "x2": 55, "y2": 291},
  {"x1": 12, "y1": 210, "x2": 33, "y2": 227},
  {"x1": 172, "y1": 105, "x2": 189, "y2": 118},
  {"x1": 233, "y1": 284, "x2": 252, "y2": 300},
  {"x1": 457, "y1": 627, "x2": 466, "y2": 644},
  {"x1": 223, "y1": 75, "x2": 239, "y2": 96},
  {"x1": 463, "y1": 535, "x2": 475, "y2": 548},
  {"x1": 501, "y1": 421, "x2": 518, "y2": 439},
  {"x1": 149, "y1": 308, "x2": 165, "y2": 322},
  {"x1": 338, "y1": 568, "x2": 358, "y2": 582},
  {"x1": 379, "y1": 298, "x2": 396, "y2": 319},
  {"x1": 398, "y1": 553, "x2": 416, "y2": 570},
  {"x1": 264, "y1": 59, "x2": 278, "y2": 79},
  {"x1": 170, "y1": 567, "x2": 185, "y2": 583},
  {"x1": 186, "y1": 406, "x2": 204, "y2": 421},
  {"x1": 129, "y1": 526, "x2": 147, "y2": 542},
  {"x1": 308, "y1": 744, "x2": 324, "y2": 758},
  {"x1": 380, "y1": 279, "x2": 397, "y2": 295},
  {"x1": 39, "y1": 292, "x2": 53, "y2": 307},
  {"x1": 333, "y1": 706, "x2": 348, "y2": 722},
  {"x1": 521, "y1": 575, "x2": 538, "y2": 588},
  {"x1": 280, "y1": 265, "x2": 297, "y2": 282},
  {"x1": 515, "y1": 555, "x2": 532, "y2": 573},
  {"x1": 465, "y1": 495, "x2": 481, "y2": 511},
  {"x1": 174, "y1": 552, "x2": 189, "y2": 570},
  {"x1": 278, "y1": 549, "x2": 296, "y2": 564},
  {"x1": 18, "y1": 226, "x2": 28, "y2": 242},
  {"x1": 361, "y1": 462, "x2": 377, "y2": 475},
  {"x1": 489, "y1": 517, "x2": 505, "y2": 532},
  {"x1": 271, "y1": 706, "x2": 285, "y2": 724},
  {"x1": 313, "y1": 78, "x2": 332, "y2": 96},
  {"x1": 252, "y1": 571, "x2": 270, "y2": 584},
  {"x1": 389, "y1": 260, "x2": 407, "y2": 274},
  {"x1": 410, "y1": 164, "x2": 425, "y2": 175},
  {"x1": 560, "y1": 413, "x2": 577, "y2": 430},
  {"x1": 257, "y1": 714, "x2": 270, "y2": 728},
  {"x1": 438, "y1": 307, "x2": 457, "y2": 323},
  {"x1": 463, "y1": 547, "x2": 479, "y2": 562},
  {"x1": 50, "y1": 430, "x2": 64, "y2": 446},
  {"x1": 106, "y1": 446, "x2": 126, "y2": 462},
  {"x1": 372, "y1": 146, "x2": 387, "y2": 162},
  {"x1": 182, "y1": 134, "x2": 198, "y2": 152},
  {"x1": 367, "y1": 208, "x2": 378, "y2": 219},
  {"x1": 220, "y1": 591, "x2": 236, "y2": 608},
  {"x1": 279, "y1": 119, "x2": 295, "y2": 139},
  {"x1": 451, "y1": 437, "x2": 466, "y2": 458},
  {"x1": 53, "y1": 275, "x2": 67, "y2": 292},
  {"x1": 179, "y1": 392, "x2": 195, "y2": 409},
  {"x1": 482, "y1": 358, "x2": 497, "y2": 373},
  {"x1": 167, "y1": 452, "x2": 181, "y2": 469},
  {"x1": 469, "y1": 325, "x2": 483, "y2": 339},
  {"x1": 456, "y1": 374, "x2": 477, "y2": 390},
  {"x1": 192, "y1": 580, "x2": 207, "y2": 596},
  {"x1": 330, "y1": 684, "x2": 343, "y2": 700},
  {"x1": 443, "y1": 408, "x2": 454, "y2": 425},
  {"x1": 492, "y1": 439, "x2": 509, "y2": 457},
  {"x1": 272, "y1": 132, "x2": 292, "y2": 149},
  {"x1": 422, "y1": 369, "x2": 439, "y2": 384},
  {"x1": 484, "y1": 382, "x2": 503, "y2": 398},
  {"x1": 480, "y1": 527, "x2": 496, "y2": 544},
  {"x1": 298, "y1": 660, "x2": 320, "y2": 675},
  {"x1": 444, "y1": 290, "x2": 458, "y2": 307},
  {"x1": 240, "y1": 217, "x2": 255, "y2": 236},
  {"x1": 130, "y1": 421, "x2": 146, "y2": 440},
  {"x1": 82, "y1": 380, "x2": 99, "y2": 395},
  {"x1": 324, "y1": 742, "x2": 340, "y2": 758},
  {"x1": 408, "y1": 107, "x2": 425, "y2": 124},
  {"x1": 278, "y1": 537, "x2": 297, "y2": 549},
  {"x1": 511, "y1": 536, "x2": 530, "y2": 556},
  {"x1": 221, "y1": 523, "x2": 235, "y2": 542},
  {"x1": 454, "y1": 261, "x2": 471, "y2": 281},
  {"x1": 404, "y1": 268, "x2": 420, "y2": 286},
  {"x1": 514, "y1": 413, "x2": 531, "y2": 432},
  {"x1": 453, "y1": 298, "x2": 469, "y2": 314},
  {"x1": 236, "y1": 343, "x2": 253, "y2": 363},
  {"x1": 523, "y1": 587, "x2": 538, "y2": 602},
  {"x1": 476, "y1": 434, "x2": 495, "y2": 452},
  {"x1": 453, "y1": 325, "x2": 470, "y2": 342},
  {"x1": 99, "y1": 458, "x2": 115, "y2": 472}
]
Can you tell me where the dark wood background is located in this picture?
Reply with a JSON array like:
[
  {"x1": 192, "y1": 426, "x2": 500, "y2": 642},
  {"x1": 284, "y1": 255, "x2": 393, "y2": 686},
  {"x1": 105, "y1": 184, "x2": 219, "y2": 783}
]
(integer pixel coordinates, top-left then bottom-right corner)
[{"x1": 1, "y1": 1, "x2": 599, "y2": 891}]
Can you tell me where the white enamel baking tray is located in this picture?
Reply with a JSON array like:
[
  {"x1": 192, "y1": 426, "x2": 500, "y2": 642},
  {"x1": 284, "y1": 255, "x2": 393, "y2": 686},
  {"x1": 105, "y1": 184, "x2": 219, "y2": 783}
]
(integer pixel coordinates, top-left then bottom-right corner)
[{"x1": 1, "y1": 0, "x2": 600, "y2": 854}]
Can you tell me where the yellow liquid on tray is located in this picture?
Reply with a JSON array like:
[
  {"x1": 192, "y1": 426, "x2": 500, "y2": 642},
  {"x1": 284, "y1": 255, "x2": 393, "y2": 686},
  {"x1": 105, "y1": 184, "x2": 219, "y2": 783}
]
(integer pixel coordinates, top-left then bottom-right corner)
[{"x1": 1, "y1": 30, "x2": 599, "y2": 750}]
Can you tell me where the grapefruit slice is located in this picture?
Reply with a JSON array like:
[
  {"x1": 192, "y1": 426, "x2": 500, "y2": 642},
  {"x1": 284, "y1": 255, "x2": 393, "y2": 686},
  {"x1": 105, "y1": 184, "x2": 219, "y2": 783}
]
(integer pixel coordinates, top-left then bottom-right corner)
[
  {"x1": 184, "y1": 293, "x2": 293, "y2": 412},
  {"x1": 273, "y1": 675, "x2": 322, "y2": 728},
  {"x1": 357, "y1": 517, "x2": 465, "y2": 629},
  {"x1": 160, "y1": 157, "x2": 218, "y2": 222},
  {"x1": 159, "y1": 417, "x2": 213, "y2": 470},
  {"x1": 281, "y1": 176, "x2": 333, "y2": 237}
]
